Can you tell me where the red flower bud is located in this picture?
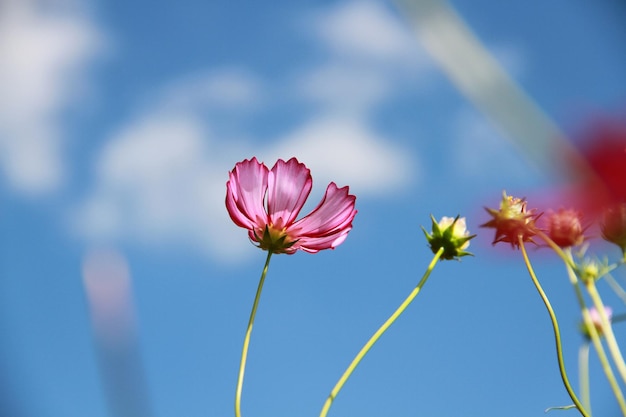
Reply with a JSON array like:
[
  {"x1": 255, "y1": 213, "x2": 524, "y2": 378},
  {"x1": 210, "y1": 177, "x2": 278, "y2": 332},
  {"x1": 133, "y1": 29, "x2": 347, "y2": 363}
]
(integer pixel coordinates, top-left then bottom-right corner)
[
  {"x1": 601, "y1": 203, "x2": 626, "y2": 257},
  {"x1": 545, "y1": 208, "x2": 584, "y2": 248}
]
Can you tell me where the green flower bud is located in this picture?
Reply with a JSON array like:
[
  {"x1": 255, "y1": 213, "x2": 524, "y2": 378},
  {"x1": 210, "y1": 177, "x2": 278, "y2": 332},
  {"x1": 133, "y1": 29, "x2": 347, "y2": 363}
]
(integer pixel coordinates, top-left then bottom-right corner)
[{"x1": 422, "y1": 215, "x2": 476, "y2": 260}]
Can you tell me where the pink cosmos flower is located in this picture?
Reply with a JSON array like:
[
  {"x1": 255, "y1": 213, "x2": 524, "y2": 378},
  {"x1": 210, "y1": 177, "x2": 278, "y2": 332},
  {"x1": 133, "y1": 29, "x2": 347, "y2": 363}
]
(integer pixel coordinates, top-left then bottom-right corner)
[
  {"x1": 581, "y1": 306, "x2": 613, "y2": 338},
  {"x1": 226, "y1": 157, "x2": 357, "y2": 254}
]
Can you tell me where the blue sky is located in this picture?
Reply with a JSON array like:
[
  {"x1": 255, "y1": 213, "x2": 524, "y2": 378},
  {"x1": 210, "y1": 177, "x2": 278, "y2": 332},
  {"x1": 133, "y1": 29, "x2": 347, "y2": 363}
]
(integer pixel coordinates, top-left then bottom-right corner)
[{"x1": 1, "y1": 0, "x2": 626, "y2": 416}]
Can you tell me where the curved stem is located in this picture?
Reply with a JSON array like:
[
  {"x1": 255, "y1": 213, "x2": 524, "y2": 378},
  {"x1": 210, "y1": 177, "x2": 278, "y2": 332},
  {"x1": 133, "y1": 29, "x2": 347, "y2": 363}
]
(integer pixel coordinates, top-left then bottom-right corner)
[
  {"x1": 519, "y1": 237, "x2": 589, "y2": 417},
  {"x1": 235, "y1": 251, "x2": 273, "y2": 417},
  {"x1": 318, "y1": 247, "x2": 445, "y2": 417}
]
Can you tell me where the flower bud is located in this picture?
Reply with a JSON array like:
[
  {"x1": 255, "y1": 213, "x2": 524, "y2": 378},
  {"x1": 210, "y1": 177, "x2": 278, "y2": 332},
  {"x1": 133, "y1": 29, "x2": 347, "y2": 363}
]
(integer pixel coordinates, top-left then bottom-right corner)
[
  {"x1": 580, "y1": 306, "x2": 613, "y2": 339},
  {"x1": 480, "y1": 191, "x2": 540, "y2": 248},
  {"x1": 422, "y1": 215, "x2": 475, "y2": 260},
  {"x1": 574, "y1": 256, "x2": 614, "y2": 284},
  {"x1": 601, "y1": 203, "x2": 626, "y2": 258},
  {"x1": 545, "y1": 209, "x2": 584, "y2": 248}
]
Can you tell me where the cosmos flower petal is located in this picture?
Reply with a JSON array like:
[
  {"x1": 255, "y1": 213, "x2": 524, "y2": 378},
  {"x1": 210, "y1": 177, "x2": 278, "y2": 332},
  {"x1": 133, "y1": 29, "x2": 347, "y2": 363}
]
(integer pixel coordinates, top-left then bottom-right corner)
[
  {"x1": 293, "y1": 229, "x2": 353, "y2": 254},
  {"x1": 290, "y1": 183, "x2": 357, "y2": 252},
  {"x1": 225, "y1": 157, "x2": 269, "y2": 230},
  {"x1": 267, "y1": 158, "x2": 313, "y2": 228}
]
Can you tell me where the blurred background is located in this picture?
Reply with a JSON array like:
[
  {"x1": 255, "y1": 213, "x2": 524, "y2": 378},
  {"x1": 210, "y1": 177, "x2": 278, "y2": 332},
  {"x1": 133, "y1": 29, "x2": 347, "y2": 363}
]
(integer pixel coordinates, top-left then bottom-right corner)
[{"x1": 1, "y1": 0, "x2": 625, "y2": 416}]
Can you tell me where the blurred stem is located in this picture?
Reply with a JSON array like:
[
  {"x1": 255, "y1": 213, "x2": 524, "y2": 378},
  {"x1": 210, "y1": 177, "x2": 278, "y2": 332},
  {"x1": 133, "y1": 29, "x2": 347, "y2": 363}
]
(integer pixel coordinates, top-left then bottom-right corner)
[
  {"x1": 605, "y1": 273, "x2": 626, "y2": 305},
  {"x1": 579, "y1": 341, "x2": 591, "y2": 415},
  {"x1": 581, "y1": 304, "x2": 626, "y2": 415},
  {"x1": 585, "y1": 281, "x2": 626, "y2": 386},
  {"x1": 519, "y1": 237, "x2": 589, "y2": 417},
  {"x1": 235, "y1": 251, "x2": 273, "y2": 417},
  {"x1": 318, "y1": 246, "x2": 444, "y2": 417},
  {"x1": 564, "y1": 260, "x2": 626, "y2": 415},
  {"x1": 535, "y1": 230, "x2": 577, "y2": 270}
]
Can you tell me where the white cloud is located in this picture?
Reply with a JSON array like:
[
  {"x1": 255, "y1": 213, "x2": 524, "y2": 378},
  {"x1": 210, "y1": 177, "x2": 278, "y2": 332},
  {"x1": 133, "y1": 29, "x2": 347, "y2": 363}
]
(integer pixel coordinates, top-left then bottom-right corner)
[
  {"x1": 298, "y1": 64, "x2": 391, "y2": 114},
  {"x1": 0, "y1": 0, "x2": 104, "y2": 195},
  {"x1": 314, "y1": 0, "x2": 426, "y2": 68},
  {"x1": 266, "y1": 117, "x2": 414, "y2": 197},
  {"x1": 297, "y1": 0, "x2": 430, "y2": 115},
  {"x1": 155, "y1": 69, "x2": 263, "y2": 113},
  {"x1": 73, "y1": 112, "x2": 251, "y2": 260}
]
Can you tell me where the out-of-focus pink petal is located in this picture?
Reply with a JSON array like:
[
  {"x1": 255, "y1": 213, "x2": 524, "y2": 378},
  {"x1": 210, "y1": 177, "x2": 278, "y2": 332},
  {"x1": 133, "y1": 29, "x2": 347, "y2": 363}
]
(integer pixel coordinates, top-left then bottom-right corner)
[
  {"x1": 267, "y1": 158, "x2": 312, "y2": 229},
  {"x1": 225, "y1": 158, "x2": 269, "y2": 230},
  {"x1": 564, "y1": 119, "x2": 626, "y2": 219},
  {"x1": 289, "y1": 183, "x2": 357, "y2": 252}
]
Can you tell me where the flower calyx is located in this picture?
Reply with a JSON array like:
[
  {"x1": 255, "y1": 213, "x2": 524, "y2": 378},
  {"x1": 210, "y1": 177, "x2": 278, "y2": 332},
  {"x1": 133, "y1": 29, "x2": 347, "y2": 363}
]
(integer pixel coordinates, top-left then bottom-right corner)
[
  {"x1": 573, "y1": 255, "x2": 615, "y2": 284},
  {"x1": 253, "y1": 225, "x2": 298, "y2": 254}
]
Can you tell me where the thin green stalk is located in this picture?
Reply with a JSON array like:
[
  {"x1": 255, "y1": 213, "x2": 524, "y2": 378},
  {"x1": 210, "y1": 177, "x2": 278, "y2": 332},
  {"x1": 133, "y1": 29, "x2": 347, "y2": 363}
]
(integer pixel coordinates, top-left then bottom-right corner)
[
  {"x1": 318, "y1": 247, "x2": 445, "y2": 417},
  {"x1": 564, "y1": 263, "x2": 626, "y2": 415},
  {"x1": 586, "y1": 281, "x2": 626, "y2": 386},
  {"x1": 235, "y1": 251, "x2": 273, "y2": 417},
  {"x1": 536, "y1": 231, "x2": 626, "y2": 414},
  {"x1": 580, "y1": 305, "x2": 626, "y2": 416},
  {"x1": 578, "y1": 341, "x2": 591, "y2": 416},
  {"x1": 519, "y1": 237, "x2": 589, "y2": 417},
  {"x1": 605, "y1": 273, "x2": 626, "y2": 305},
  {"x1": 535, "y1": 230, "x2": 577, "y2": 270}
]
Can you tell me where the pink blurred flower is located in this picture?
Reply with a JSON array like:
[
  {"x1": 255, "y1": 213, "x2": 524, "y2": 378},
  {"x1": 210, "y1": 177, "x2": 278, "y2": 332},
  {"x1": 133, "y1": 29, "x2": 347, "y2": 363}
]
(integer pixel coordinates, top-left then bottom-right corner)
[
  {"x1": 544, "y1": 208, "x2": 585, "y2": 248},
  {"x1": 226, "y1": 157, "x2": 357, "y2": 254},
  {"x1": 565, "y1": 119, "x2": 626, "y2": 218},
  {"x1": 581, "y1": 306, "x2": 613, "y2": 338}
]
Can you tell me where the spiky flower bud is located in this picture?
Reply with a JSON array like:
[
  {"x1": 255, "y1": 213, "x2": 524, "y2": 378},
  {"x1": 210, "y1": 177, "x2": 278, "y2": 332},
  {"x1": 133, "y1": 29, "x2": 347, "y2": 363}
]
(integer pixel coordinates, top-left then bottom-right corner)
[
  {"x1": 480, "y1": 191, "x2": 540, "y2": 248},
  {"x1": 422, "y1": 215, "x2": 476, "y2": 260}
]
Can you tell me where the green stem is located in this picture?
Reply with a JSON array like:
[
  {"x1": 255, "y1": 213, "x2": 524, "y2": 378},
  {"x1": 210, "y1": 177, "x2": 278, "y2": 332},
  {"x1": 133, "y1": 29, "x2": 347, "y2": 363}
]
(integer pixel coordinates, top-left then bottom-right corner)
[
  {"x1": 536, "y1": 231, "x2": 626, "y2": 415},
  {"x1": 585, "y1": 281, "x2": 626, "y2": 386},
  {"x1": 604, "y1": 273, "x2": 626, "y2": 306},
  {"x1": 578, "y1": 341, "x2": 591, "y2": 416},
  {"x1": 580, "y1": 305, "x2": 626, "y2": 416},
  {"x1": 318, "y1": 247, "x2": 445, "y2": 417},
  {"x1": 563, "y1": 262, "x2": 626, "y2": 415},
  {"x1": 535, "y1": 230, "x2": 577, "y2": 270},
  {"x1": 519, "y1": 237, "x2": 589, "y2": 417},
  {"x1": 235, "y1": 251, "x2": 273, "y2": 417}
]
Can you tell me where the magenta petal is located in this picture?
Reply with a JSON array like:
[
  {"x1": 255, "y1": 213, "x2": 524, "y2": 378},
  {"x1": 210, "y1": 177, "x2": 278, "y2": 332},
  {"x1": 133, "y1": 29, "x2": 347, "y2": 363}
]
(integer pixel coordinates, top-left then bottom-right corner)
[
  {"x1": 267, "y1": 158, "x2": 313, "y2": 229},
  {"x1": 289, "y1": 182, "x2": 357, "y2": 251},
  {"x1": 225, "y1": 158, "x2": 269, "y2": 230},
  {"x1": 295, "y1": 228, "x2": 353, "y2": 253}
]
